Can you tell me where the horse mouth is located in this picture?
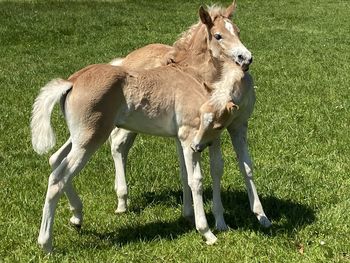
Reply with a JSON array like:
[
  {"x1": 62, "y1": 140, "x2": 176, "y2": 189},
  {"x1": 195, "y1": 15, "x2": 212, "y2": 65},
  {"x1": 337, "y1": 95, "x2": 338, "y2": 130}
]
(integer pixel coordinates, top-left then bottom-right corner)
[
  {"x1": 236, "y1": 62, "x2": 250, "y2": 72},
  {"x1": 242, "y1": 64, "x2": 250, "y2": 72},
  {"x1": 191, "y1": 142, "x2": 212, "y2": 152}
]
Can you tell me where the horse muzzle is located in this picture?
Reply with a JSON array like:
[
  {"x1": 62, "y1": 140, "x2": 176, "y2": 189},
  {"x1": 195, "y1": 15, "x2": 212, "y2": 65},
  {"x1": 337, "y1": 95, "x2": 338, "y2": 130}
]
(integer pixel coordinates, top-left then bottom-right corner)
[{"x1": 235, "y1": 55, "x2": 253, "y2": 72}]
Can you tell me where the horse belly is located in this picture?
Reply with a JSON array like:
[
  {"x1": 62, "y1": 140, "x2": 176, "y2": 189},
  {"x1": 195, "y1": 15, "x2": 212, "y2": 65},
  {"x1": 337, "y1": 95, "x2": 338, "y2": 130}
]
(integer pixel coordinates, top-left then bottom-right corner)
[{"x1": 115, "y1": 109, "x2": 177, "y2": 137}]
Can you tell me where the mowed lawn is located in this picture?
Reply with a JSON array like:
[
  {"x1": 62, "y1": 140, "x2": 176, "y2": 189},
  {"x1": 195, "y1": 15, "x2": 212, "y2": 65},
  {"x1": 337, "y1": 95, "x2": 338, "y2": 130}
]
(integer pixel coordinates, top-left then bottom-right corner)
[{"x1": 0, "y1": 0, "x2": 349, "y2": 262}]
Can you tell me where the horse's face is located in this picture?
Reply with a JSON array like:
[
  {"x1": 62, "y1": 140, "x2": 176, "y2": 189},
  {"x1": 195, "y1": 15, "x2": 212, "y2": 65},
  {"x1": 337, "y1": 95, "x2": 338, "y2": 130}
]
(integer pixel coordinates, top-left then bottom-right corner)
[
  {"x1": 211, "y1": 17, "x2": 252, "y2": 71},
  {"x1": 199, "y1": 5, "x2": 252, "y2": 71}
]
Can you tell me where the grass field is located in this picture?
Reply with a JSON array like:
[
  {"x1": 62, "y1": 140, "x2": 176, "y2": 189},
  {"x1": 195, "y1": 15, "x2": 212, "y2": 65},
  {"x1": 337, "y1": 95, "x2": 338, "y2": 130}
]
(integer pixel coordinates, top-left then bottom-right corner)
[{"x1": 0, "y1": 0, "x2": 349, "y2": 262}]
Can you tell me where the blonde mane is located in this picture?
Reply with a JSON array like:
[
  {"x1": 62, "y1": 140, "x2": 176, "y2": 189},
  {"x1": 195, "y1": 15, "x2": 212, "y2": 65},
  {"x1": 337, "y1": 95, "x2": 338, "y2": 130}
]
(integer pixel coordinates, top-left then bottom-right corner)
[{"x1": 173, "y1": 5, "x2": 228, "y2": 52}]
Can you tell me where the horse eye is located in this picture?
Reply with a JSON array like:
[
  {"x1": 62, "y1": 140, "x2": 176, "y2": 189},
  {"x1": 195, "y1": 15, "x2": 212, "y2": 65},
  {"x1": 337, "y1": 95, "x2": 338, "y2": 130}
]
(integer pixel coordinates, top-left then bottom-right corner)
[{"x1": 214, "y1": 33, "x2": 222, "y2": 40}]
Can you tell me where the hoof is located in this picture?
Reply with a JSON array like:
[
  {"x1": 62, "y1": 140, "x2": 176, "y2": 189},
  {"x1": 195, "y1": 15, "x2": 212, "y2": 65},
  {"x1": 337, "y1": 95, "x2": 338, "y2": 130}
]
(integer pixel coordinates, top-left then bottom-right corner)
[
  {"x1": 215, "y1": 221, "x2": 229, "y2": 231},
  {"x1": 115, "y1": 201, "x2": 128, "y2": 214},
  {"x1": 69, "y1": 216, "x2": 82, "y2": 229},
  {"x1": 115, "y1": 207, "x2": 127, "y2": 214},
  {"x1": 204, "y1": 231, "x2": 217, "y2": 245},
  {"x1": 38, "y1": 239, "x2": 53, "y2": 254},
  {"x1": 257, "y1": 214, "x2": 272, "y2": 228}
]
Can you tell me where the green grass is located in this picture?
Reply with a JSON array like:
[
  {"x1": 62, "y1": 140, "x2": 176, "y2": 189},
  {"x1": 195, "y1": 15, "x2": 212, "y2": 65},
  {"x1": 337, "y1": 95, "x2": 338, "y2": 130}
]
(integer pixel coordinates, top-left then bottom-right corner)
[{"x1": 0, "y1": 0, "x2": 349, "y2": 262}]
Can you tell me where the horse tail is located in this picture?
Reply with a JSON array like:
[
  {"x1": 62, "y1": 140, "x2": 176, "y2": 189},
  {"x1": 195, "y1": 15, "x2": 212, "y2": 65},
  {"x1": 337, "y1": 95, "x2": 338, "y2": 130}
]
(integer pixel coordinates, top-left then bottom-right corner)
[
  {"x1": 31, "y1": 78, "x2": 72, "y2": 154},
  {"x1": 109, "y1": 57, "x2": 124, "y2": 66}
]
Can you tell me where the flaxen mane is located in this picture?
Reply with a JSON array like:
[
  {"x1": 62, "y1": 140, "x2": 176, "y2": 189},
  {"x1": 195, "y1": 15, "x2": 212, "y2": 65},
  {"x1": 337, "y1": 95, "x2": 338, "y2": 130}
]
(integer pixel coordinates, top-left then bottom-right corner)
[{"x1": 173, "y1": 5, "x2": 228, "y2": 51}]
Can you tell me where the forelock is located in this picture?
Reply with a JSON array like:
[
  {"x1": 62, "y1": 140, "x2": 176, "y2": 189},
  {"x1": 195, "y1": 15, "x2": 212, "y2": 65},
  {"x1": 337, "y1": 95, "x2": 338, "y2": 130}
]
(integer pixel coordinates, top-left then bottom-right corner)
[{"x1": 206, "y1": 4, "x2": 227, "y2": 20}]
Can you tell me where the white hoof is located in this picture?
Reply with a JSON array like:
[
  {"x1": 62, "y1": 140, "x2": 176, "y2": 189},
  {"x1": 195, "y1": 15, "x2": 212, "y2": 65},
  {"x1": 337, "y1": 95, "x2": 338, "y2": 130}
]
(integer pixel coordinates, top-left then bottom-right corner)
[
  {"x1": 115, "y1": 206, "x2": 127, "y2": 214},
  {"x1": 204, "y1": 231, "x2": 217, "y2": 245},
  {"x1": 69, "y1": 216, "x2": 82, "y2": 228},
  {"x1": 115, "y1": 200, "x2": 128, "y2": 214}
]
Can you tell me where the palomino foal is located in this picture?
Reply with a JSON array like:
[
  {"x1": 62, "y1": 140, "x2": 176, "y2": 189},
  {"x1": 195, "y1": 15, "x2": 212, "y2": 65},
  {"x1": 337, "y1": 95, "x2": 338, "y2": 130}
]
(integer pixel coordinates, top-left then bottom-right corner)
[
  {"x1": 109, "y1": 3, "x2": 271, "y2": 229},
  {"x1": 32, "y1": 6, "x2": 250, "y2": 252}
]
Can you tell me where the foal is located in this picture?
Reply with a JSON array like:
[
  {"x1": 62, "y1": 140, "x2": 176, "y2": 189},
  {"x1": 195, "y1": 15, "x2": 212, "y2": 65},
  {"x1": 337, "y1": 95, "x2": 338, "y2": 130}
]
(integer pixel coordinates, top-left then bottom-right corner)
[
  {"x1": 32, "y1": 6, "x2": 249, "y2": 252},
  {"x1": 109, "y1": 3, "x2": 271, "y2": 229}
]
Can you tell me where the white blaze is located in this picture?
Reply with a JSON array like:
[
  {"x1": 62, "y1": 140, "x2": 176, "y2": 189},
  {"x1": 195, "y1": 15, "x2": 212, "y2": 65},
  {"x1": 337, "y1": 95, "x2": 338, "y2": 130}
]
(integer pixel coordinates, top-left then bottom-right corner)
[{"x1": 225, "y1": 20, "x2": 235, "y2": 35}]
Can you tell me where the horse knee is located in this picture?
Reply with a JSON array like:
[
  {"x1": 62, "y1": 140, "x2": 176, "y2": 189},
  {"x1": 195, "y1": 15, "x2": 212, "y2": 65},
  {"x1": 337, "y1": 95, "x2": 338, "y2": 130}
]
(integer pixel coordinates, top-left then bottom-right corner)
[
  {"x1": 49, "y1": 154, "x2": 60, "y2": 170},
  {"x1": 188, "y1": 178, "x2": 203, "y2": 194},
  {"x1": 110, "y1": 129, "x2": 136, "y2": 155},
  {"x1": 47, "y1": 182, "x2": 65, "y2": 201}
]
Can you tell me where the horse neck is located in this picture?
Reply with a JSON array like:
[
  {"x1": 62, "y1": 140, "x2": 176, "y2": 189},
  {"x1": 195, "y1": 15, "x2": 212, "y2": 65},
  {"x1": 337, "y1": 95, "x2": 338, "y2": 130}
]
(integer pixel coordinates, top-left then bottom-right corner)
[
  {"x1": 173, "y1": 24, "x2": 220, "y2": 85},
  {"x1": 175, "y1": 51, "x2": 220, "y2": 85}
]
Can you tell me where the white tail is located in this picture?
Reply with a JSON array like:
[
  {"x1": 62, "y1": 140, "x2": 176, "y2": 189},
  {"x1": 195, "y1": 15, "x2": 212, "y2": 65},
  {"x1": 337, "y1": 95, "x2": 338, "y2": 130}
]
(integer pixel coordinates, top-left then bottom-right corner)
[
  {"x1": 109, "y1": 57, "x2": 124, "y2": 66},
  {"x1": 31, "y1": 78, "x2": 72, "y2": 154}
]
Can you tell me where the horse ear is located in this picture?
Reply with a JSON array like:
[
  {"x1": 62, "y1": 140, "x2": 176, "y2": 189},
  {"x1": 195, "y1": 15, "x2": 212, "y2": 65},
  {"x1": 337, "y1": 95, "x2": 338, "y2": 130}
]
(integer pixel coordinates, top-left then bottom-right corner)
[
  {"x1": 199, "y1": 6, "x2": 213, "y2": 28},
  {"x1": 224, "y1": 1, "x2": 237, "y2": 19}
]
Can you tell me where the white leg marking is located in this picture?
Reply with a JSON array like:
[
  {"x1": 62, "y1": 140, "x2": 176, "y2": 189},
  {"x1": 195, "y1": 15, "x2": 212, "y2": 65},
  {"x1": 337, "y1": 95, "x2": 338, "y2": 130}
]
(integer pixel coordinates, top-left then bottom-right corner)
[
  {"x1": 49, "y1": 138, "x2": 72, "y2": 170},
  {"x1": 110, "y1": 128, "x2": 137, "y2": 214},
  {"x1": 182, "y1": 146, "x2": 217, "y2": 245},
  {"x1": 65, "y1": 180, "x2": 83, "y2": 227},
  {"x1": 38, "y1": 147, "x2": 93, "y2": 253}
]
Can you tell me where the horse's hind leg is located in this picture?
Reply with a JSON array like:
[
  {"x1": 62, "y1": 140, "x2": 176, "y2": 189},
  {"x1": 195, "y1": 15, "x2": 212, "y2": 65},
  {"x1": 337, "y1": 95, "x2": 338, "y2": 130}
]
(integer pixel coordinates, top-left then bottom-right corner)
[
  {"x1": 65, "y1": 181, "x2": 83, "y2": 227},
  {"x1": 48, "y1": 138, "x2": 83, "y2": 228},
  {"x1": 49, "y1": 138, "x2": 72, "y2": 170},
  {"x1": 209, "y1": 139, "x2": 228, "y2": 231},
  {"x1": 38, "y1": 144, "x2": 97, "y2": 253},
  {"x1": 110, "y1": 127, "x2": 137, "y2": 213}
]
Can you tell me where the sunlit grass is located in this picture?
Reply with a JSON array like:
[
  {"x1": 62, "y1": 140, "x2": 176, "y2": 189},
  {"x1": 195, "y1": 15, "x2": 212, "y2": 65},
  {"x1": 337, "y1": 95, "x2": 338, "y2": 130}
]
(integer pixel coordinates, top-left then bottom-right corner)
[{"x1": 0, "y1": 0, "x2": 349, "y2": 262}]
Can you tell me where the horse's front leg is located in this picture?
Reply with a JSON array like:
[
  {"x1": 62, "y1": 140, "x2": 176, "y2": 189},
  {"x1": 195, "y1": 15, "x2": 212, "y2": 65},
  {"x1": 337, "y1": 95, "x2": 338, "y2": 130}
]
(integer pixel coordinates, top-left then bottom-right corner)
[
  {"x1": 227, "y1": 122, "x2": 271, "y2": 227},
  {"x1": 110, "y1": 127, "x2": 137, "y2": 213},
  {"x1": 208, "y1": 138, "x2": 228, "y2": 231},
  {"x1": 182, "y1": 145, "x2": 217, "y2": 245}
]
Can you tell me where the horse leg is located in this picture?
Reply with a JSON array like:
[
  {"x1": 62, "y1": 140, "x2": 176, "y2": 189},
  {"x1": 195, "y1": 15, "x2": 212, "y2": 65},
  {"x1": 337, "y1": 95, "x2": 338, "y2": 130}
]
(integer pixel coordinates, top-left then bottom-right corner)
[
  {"x1": 208, "y1": 138, "x2": 228, "y2": 231},
  {"x1": 175, "y1": 139, "x2": 194, "y2": 223},
  {"x1": 65, "y1": 180, "x2": 83, "y2": 228},
  {"x1": 228, "y1": 122, "x2": 271, "y2": 227},
  {"x1": 182, "y1": 145, "x2": 217, "y2": 245},
  {"x1": 38, "y1": 144, "x2": 97, "y2": 253},
  {"x1": 110, "y1": 127, "x2": 137, "y2": 213},
  {"x1": 48, "y1": 138, "x2": 83, "y2": 228},
  {"x1": 49, "y1": 138, "x2": 72, "y2": 170}
]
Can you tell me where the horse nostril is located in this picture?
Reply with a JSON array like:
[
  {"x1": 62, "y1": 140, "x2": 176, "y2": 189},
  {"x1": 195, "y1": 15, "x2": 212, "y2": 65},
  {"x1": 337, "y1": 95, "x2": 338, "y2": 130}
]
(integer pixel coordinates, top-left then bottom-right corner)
[
  {"x1": 248, "y1": 57, "x2": 253, "y2": 64},
  {"x1": 238, "y1": 54, "x2": 244, "y2": 61}
]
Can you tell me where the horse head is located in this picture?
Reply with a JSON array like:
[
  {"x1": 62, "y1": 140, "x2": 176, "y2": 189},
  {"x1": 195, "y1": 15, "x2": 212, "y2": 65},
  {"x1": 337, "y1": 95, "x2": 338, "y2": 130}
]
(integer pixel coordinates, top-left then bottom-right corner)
[{"x1": 199, "y1": 2, "x2": 253, "y2": 71}]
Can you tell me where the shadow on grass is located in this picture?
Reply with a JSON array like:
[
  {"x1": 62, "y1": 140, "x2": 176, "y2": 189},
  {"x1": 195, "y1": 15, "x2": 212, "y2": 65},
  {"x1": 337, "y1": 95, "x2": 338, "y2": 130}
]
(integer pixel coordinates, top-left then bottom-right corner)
[
  {"x1": 79, "y1": 217, "x2": 193, "y2": 249},
  {"x1": 135, "y1": 188, "x2": 316, "y2": 236},
  {"x1": 78, "y1": 188, "x2": 315, "y2": 248}
]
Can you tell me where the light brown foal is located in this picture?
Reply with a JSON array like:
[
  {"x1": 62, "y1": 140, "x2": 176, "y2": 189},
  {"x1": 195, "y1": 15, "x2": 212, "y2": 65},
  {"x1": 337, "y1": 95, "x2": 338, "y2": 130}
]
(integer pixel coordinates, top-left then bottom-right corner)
[
  {"x1": 31, "y1": 5, "x2": 251, "y2": 252},
  {"x1": 108, "y1": 3, "x2": 270, "y2": 231}
]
